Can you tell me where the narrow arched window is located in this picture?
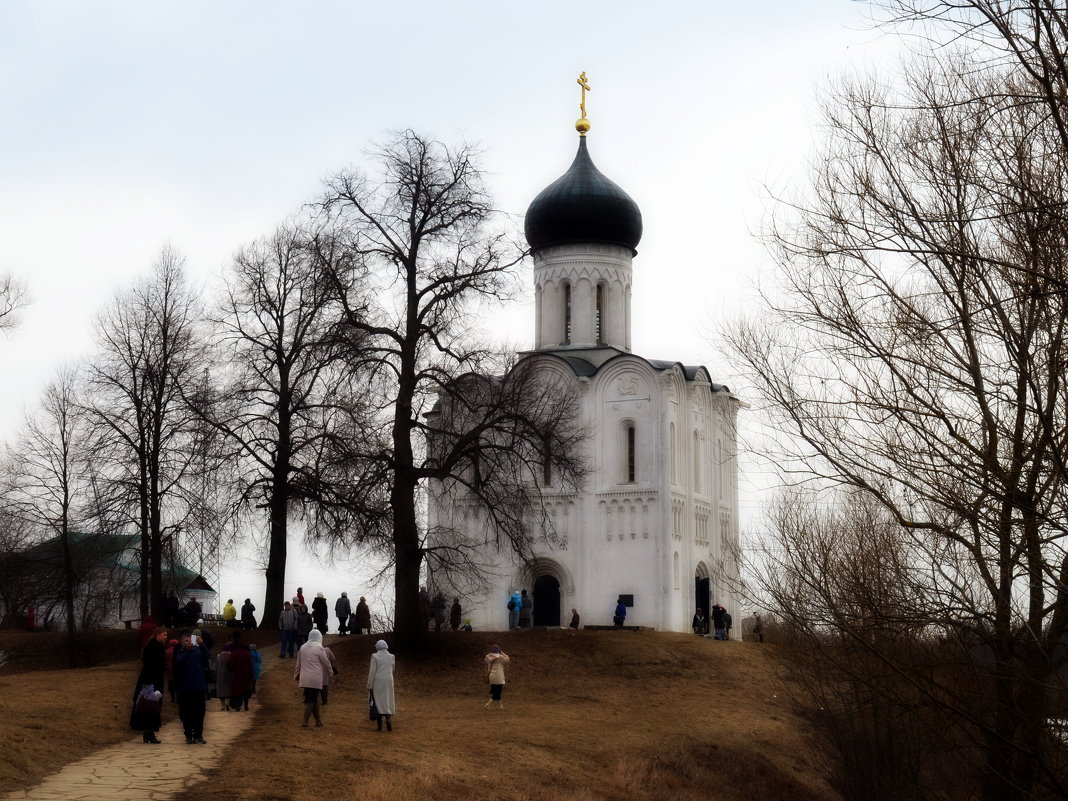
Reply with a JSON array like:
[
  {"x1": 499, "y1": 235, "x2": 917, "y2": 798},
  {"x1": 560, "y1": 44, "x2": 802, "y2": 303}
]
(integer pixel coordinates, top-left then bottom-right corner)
[
  {"x1": 673, "y1": 551, "x2": 680, "y2": 589},
  {"x1": 563, "y1": 282, "x2": 572, "y2": 345},
  {"x1": 626, "y1": 423, "x2": 636, "y2": 483},
  {"x1": 596, "y1": 282, "x2": 606, "y2": 344},
  {"x1": 693, "y1": 432, "x2": 700, "y2": 492}
]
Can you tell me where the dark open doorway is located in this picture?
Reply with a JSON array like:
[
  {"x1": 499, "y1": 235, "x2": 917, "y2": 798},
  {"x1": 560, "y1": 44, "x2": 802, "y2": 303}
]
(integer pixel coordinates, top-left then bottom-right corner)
[
  {"x1": 695, "y1": 575, "x2": 710, "y2": 625},
  {"x1": 532, "y1": 574, "x2": 561, "y2": 627}
]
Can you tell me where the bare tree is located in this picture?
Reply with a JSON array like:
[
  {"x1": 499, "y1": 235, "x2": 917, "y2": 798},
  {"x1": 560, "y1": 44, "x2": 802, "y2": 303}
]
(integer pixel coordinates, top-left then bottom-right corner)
[
  {"x1": 729, "y1": 48, "x2": 1068, "y2": 801},
  {"x1": 0, "y1": 274, "x2": 27, "y2": 333},
  {"x1": 87, "y1": 247, "x2": 213, "y2": 620},
  {"x1": 312, "y1": 131, "x2": 585, "y2": 645},
  {"x1": 198, "y1": 224, "x2": 357, "y2": 628},
  {"x1": 7, "y1": 368, "x2": 95, "y2": 664}
]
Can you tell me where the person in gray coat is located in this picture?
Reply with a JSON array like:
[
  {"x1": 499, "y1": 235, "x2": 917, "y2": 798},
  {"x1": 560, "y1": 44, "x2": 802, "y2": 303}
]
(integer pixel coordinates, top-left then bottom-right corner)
[
  {"x1": 367, "y1": 639, "x2": 396, "y2": 732},
  {"x1": 335, "y1": 592, "x2": 352, "y2": 636}
]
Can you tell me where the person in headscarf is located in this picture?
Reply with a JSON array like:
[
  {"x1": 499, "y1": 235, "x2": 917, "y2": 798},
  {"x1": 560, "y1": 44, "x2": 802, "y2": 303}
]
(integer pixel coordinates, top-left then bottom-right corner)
[
  {"x1": 131, "y1": 625, "x2": 168, "y2": 742},
  {"x1": 335, "y1": 591, "x2": 352, "y2": 635},
  {"x1": 296, "y1": 604, "x2": 314, "y2": 647},
  {"x1": 484, "y1": 644, "x2": 511, "y2": 710},
  {"x1": 215, "y1": 642, "x2": 233, "y2": 711},
  {"x1": 227, "y1": 631, "x2": 254, "y2": 711},
  {"x1": 294, "y1": 628, "x2": 333, "y2": 728},
  {"x1": 311, "y1": 592, "x2": 329, "y2": 634},
  {"x1": 367, "y1": 639, "x2": 396, "y2": 731},
  {"x1": 354, "y1": 596, "x2": 372, "y2": 635},
  {"x1": 240, "y1": 598, "x2": 257, "y2": 630}
]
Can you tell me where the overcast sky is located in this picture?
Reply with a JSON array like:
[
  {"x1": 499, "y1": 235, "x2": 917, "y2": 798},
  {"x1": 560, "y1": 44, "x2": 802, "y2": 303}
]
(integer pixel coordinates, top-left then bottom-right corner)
[{"x1": 0, "y1": 1, "x2": 897, "y2": 611}]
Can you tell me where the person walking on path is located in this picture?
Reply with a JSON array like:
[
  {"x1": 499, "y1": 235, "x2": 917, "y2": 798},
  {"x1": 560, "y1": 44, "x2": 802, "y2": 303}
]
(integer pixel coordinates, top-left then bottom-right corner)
[
  {"x1": 518, "y1": 590, "x2": 532, "y2": 628},
  {"x1": 367, "y1": 639, "x2": 396, "y2": 732},
  {"x1": 296, "y1": 604, "x2": 314, "y2": 648},
  {"x1": 131, "y1": 625, "x2": 168, "y2": 743},
  {"x1": 174, "y1": 629, "x2": 210, "y2": 744},
  {"x1": 507, "y1": 590, "x2": 521, "y2": 630},
  {"x1": 228, "y1": 632, "x2": 254, "y2": 711},
  {"x1": 278, "y1": 601, "x2": 298, "y2": 657},
  {"x1": 312, "y1": 592, "x2": 329, "y2": 634},
  {"x1": 240, "y1": 598, "x2": 256, "y2": 630},
  {"x1": 613, "y1": 596, "x2": 627, "y2": 627},
  {"x1": 354, "y1": 596, "x2": 372, "y2": 635},
  {"x1": 215, "y1": 643, "x2": 232, "y2": 711},
  {"x1": 294, "y1": 629, "x2": 333, "y2": 728},
  {"x1": 449, "y1": 598, "x2": 462, "y2": 631},
  {"x1": 335, "y1": 592, "x2": 352, "y2": 635},
  {"x1": 483, "y1": 645, "x2": 511, "y2": 710},
  {"x1": 249, "y1": 643, "x2": 263, "y2": 697}
]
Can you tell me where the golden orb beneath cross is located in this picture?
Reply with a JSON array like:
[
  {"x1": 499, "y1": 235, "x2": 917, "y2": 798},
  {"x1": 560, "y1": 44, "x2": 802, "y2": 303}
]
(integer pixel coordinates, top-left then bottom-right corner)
[{"x1": 575, "y1": 116, "x2": 591, "y2": 135}]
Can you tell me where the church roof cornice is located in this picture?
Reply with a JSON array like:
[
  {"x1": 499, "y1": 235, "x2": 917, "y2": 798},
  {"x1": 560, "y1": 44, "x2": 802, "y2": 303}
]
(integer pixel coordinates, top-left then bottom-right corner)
[{"x1": 521, "y1": 346, "x2": 735, "y2": 395}]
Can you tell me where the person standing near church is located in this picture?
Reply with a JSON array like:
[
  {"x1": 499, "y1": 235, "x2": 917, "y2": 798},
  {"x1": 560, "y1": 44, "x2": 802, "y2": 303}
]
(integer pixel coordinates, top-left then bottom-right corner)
[
  {"x1": 613, "y1": 597, "x2": 627, "y2": 627},
  {"x1": 711, "y1": 604, "x2": 727, "y2": 640},
  {"x1": 569, "y1": 608, "x2": 580, "y2": 629},
  {"x1": 449, "y1": 598, "x2": 462, "y2": 631},
  {"x1": 692, "y1": 608, "x2": 707, "y2": 636},
  {"x1": 519, "y1": 589, "x2": 532, "y2": 628},
  {"x1": 507, "y1": 590, "x2": 521, "y2": 630}
]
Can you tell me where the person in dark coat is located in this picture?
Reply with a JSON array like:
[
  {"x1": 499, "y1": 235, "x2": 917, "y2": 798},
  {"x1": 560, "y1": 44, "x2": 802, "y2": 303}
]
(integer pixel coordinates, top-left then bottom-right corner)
[
  {"x1": 519, "y1": 590, "x2": 532, "y2": 628},
  {"x1": 164, "y1": 591, "x2": 181, "y2": 627},
  {"x1": 240, "y1": 598, "x2": 256, "y2": 630},
  {"x1": 311, "y1": 593, "x2": 329, "y2": 634},
  {"x1": 131, "y1": 625, "x2": 168, "y2": 743},
  {"x1": 354, "y1": 596, "x2": 372, "y2": 635},
  {"x1": 569, "y1": 608, "x2": 580, "y2": 629},
  {"x1": 711, "y1": 604, "x2": 727, "y2": 640},
  {"x1": 297, "y1": 604, "x2": 314, "y2": 647},
  {"x1": 174, "y1": 629, "x2": 210, "y2": 744},
  {"x1": 418, "y1": 586, "x2": 431, "y2": 631},
  {"x1": 335, "y1": 592, "x2": 352, "y2": 635},
  {"x1": 227, "y1": 632, "x2": 254, "y2": 711},
  {"x1": 692, "y1": 608, "x2": 708, "y2": 636},
  {"x1": 431, "y1": 592, "x2": 446, "y2": 632},
  {"x1": 449, "y1": 598, "x2": 462, "y2": 631}
]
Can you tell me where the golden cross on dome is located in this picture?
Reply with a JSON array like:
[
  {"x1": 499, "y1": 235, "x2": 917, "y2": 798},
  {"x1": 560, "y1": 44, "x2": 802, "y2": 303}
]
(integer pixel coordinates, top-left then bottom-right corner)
[{"x1": 576, "y1": 71, "x2": 591, "y2": 136}]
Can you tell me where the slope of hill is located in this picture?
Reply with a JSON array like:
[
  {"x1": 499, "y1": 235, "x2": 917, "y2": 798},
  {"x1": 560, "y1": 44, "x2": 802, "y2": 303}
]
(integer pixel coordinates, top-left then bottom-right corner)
[{"x1": 0, "y1": 629, "x2": 836, "y2": 801}]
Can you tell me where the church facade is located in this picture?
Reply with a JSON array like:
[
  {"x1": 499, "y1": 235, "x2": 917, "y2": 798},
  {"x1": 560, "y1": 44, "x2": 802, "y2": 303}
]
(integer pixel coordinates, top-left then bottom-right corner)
[{"x1": 427, "y1": 118, "x2": 742, "y2": 632}]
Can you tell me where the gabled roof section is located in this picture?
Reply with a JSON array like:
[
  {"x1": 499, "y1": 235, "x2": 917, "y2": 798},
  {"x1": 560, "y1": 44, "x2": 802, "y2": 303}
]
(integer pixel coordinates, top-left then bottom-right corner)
[{"x1": 525, "y1": 346, "x2": 734, "y2": 393}]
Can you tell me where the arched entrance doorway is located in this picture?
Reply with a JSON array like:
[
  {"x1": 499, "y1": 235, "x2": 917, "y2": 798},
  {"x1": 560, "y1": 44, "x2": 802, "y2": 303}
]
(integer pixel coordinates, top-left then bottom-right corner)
[
  {"x1": 532, "y1": 574, "x2": 561, "y2": 627},
  {"x1": 695, "y1": 563, "x2": 710, "y2": 630}
]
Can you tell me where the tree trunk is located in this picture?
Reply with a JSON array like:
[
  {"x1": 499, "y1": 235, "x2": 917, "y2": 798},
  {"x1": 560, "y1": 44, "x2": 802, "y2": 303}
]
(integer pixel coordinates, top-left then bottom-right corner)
[{"x1": 59, "y1": 523, "x2": 78, "y2": 668}]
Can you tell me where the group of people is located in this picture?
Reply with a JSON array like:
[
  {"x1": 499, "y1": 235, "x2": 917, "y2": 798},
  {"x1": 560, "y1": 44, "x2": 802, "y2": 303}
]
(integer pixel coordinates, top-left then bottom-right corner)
[
  {"x1": 130, "y1": 623, "x2": 263, "y2": 745},
  {"x1": 419, "y1": 586, "x2": 464, "y2": 632},
  {"x1": 221, "y1": 598, "x2": 259, "y2": 629},
  {"x1": 277, "y1": 589, "x2": 374, "y2": 658},
  {"x1": 691, "y1": 604, "x2": 733, "y2": 639}
]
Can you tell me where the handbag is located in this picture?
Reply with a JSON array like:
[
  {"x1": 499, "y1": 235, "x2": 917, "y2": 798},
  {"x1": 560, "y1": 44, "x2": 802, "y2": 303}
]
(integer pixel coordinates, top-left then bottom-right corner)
[{"x1": 368, "y1": 691, "x2": 378, "y2": 721}]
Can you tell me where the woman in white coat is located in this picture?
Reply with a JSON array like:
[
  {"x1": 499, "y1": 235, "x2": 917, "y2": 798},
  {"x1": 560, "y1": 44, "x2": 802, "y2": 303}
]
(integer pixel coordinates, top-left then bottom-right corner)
[
  {"x1": 293, "y1": 629, "x2": 332, "y2": 728},
  {"x1": 367, "y1": 639, "x2": 396, "y2": 732}
]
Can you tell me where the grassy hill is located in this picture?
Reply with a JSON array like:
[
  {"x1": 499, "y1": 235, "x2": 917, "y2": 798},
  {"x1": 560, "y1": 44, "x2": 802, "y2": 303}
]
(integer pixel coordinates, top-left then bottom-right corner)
[{"x1": 0, "y1": 629, "x2": 835, "y2": 801}]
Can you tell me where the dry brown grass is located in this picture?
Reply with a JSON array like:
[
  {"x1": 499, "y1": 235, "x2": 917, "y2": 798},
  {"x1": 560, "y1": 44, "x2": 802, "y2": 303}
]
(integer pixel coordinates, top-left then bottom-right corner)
[{"x1": 170, "y1": 630, "x2": 835, "y2": 801}]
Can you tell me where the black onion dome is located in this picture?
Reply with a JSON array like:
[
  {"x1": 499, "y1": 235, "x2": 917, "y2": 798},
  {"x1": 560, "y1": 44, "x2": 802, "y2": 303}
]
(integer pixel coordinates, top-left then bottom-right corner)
[{"x1": 525, "y1": 137, "x2": 643, "y2": 255}]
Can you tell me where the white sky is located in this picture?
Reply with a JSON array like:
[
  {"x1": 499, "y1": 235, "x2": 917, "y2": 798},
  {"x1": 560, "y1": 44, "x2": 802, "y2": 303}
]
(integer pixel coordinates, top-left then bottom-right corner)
[{"x1": 0, "y1": 1, "x2": 898, "y2": 613}]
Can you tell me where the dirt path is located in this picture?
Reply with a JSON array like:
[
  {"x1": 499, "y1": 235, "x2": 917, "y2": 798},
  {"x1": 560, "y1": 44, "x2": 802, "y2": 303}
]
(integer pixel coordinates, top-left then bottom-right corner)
[{"x1": 4, "y1": 656, "x2": 273, "y2": 801}]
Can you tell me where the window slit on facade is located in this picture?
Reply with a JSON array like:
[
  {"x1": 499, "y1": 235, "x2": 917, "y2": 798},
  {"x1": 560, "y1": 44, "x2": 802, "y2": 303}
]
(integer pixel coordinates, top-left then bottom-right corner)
[
  {"x1": 626, "y1": 424, "x2": 636, "y2": 483},
  {"x1": 541, "y1": 436, "x2": 552, "y2": 487},
  {"x1": 595, "y1": 282, "x2": 605, "y2": 344},
  {"x1": 563, "y1": 282, "x2": 572, "y2": 345}
]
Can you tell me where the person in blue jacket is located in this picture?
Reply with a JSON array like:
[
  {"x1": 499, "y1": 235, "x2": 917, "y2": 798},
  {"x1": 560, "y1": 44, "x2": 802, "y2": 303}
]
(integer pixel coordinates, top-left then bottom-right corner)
[
  {"x1": 174, "y1": 629, "x2": 210, "y2": 744},
  {"x1": 613, "y1": 597, "x2": 627, "y2": 627},
  {"x1": 507, "y1": 590, "x2": 522, "y2": 630}
]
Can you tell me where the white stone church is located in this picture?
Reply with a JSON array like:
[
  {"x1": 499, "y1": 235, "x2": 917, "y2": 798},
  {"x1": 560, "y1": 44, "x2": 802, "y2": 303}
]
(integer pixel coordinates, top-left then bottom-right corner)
[{"x1": 427, "y1": 120, "x2": 742, "y2": 632}]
